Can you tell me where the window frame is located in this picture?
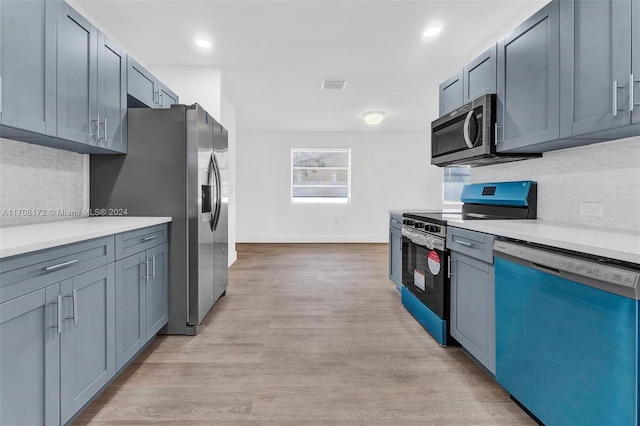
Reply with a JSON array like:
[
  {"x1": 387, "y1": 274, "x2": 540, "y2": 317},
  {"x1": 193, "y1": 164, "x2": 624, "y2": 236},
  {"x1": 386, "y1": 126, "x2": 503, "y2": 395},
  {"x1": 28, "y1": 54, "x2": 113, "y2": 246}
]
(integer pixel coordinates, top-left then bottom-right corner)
[{"x1": 291, "y1": 148, "x2": 352, "y2": 204}]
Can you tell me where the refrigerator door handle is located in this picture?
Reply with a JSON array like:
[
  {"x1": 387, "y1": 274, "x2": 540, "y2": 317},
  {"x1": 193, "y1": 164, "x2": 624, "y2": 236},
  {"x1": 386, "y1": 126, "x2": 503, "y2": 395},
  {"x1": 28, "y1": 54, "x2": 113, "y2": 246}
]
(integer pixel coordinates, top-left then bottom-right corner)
[
  {"x1": 208, "y1": 153, "x2": 217, "y2": 231},
  {"x1": 212, "y1": 154, "x2": 222, "y2": 231}
]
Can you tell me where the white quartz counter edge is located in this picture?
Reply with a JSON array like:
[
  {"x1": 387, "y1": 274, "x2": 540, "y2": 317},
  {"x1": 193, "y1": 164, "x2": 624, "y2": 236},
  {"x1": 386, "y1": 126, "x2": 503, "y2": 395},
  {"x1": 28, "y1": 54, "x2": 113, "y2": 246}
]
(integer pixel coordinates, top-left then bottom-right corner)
[
  {"x1": 448, "y1": 219, "x2": 640, "y2": 265},
  {"x1": 0, "y1": 217, "x2": 172, "y2": 258}
]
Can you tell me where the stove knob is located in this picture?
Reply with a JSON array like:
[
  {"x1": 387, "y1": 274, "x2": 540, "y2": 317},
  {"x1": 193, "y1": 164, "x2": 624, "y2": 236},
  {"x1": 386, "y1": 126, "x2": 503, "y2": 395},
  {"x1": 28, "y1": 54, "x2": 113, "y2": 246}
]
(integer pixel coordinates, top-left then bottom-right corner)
[
  {"x1": 430, "y1": 225, "x2": 441, "y2": 233},
  {"x1": 415, "y1": 222, "x2": 425, "y2": 229},
  {"x1": 404, "y1": 219, "x2": 415, "y2": 226}
]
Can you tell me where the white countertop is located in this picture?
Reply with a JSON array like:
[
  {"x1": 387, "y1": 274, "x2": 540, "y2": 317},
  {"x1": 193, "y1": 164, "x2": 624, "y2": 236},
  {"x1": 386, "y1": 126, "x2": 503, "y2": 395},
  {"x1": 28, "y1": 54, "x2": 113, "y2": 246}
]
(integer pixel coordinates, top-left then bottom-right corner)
[
  {"x1": 448, "y1": 219, "x2": 640, "y2": 265},
  {"x1": 0, "y1": 217, "x2": 172, "y2": 258}
]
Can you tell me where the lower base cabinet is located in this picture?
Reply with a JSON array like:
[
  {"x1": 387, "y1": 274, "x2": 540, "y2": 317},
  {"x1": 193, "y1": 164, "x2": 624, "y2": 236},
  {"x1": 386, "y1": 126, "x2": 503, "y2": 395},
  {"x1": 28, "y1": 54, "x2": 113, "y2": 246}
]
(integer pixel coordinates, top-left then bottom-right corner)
[
  {"x1": 115, "y1": 243, "x2": 169, "y2": 370},
  {"x1": 0, "y1": 224, "x2": 169, "y2": 425}
]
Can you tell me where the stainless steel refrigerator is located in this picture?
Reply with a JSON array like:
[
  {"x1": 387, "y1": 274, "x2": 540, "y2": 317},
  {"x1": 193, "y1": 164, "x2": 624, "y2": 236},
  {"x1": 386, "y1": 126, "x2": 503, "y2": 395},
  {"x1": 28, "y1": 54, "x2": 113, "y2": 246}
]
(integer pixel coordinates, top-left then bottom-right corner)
[{"x1": 90, "y1": 104, "x2": 228, "y2": 335}]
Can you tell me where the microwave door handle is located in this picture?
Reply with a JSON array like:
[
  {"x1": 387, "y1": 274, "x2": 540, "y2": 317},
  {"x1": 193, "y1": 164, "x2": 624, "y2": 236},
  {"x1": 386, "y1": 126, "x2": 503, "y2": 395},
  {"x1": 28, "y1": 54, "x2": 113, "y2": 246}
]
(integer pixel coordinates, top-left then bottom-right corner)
[{"x1": 463, "y1": 111, "x2": 474, "y2": 149}]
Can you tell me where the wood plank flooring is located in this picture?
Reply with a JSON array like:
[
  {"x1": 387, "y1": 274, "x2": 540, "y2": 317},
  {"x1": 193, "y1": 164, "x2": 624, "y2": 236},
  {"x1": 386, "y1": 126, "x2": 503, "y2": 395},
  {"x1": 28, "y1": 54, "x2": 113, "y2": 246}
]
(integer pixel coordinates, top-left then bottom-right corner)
[{"x1": 75, "y1": 243, "x2": 534, "y2": 425}]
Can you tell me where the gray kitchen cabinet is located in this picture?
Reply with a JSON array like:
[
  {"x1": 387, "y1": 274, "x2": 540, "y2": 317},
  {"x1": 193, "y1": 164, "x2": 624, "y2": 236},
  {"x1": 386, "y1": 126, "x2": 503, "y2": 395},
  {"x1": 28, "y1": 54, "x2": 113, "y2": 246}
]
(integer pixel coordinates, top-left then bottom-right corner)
[
  {"x1": 559, "y1": 0, "x2": 635, "y2": 137},
  {"x1": 633, "y1": 1, "x2": 640, "y2": 125},
  {"x1": 56, "y1": 2, "x2": 98, "y2": 145},
  {"x1": 0, "y1": 0, "x2": 57, "y2": 136},
  {"x1": 97, "y1": 33, "x2": 127, "y2": 153},
  {"x1": 60, "y1": 265, "x2": 115, "y2": 425},
  {"x1": 496, "y1": 1, "x2": 560, "y2": 153},
  {"x1": 114, "y1": 252, "x2": 145, "y2": 371},
  {"x1": 439, "y1": 71, "x2": 464, "y2": 116},
  {"x1": 463, "y1": 46, "x2": 497, "y2": 104},
  {"x1": 447, "y1": 227, "x2": 496, "y2": 374},
  {"x1": 115, "y1": 228, "x2": 169, "y2": 370},
  {"x1": 127, "y1": 56, "x2": 179, "y2": 109},
  {"x1": 145, "y1": 243, "x2": 169, "y2": 340},
  {"x1": 388, "y1": 213, "x2": 403, "y2": 292},
  {"x1": 0, "y1": 284, "x2": 61, "y2": 426},
  {"x1": 158, "y1": 83, "x2": 179, "y2": 109}
]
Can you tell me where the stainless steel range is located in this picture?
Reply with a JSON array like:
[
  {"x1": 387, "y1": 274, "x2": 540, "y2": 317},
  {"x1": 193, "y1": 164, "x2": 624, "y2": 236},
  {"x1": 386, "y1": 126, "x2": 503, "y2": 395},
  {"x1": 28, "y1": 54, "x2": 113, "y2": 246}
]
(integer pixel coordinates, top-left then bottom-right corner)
[{"x1": 401, "y1": 181, "x2": 537, "y2": 346}]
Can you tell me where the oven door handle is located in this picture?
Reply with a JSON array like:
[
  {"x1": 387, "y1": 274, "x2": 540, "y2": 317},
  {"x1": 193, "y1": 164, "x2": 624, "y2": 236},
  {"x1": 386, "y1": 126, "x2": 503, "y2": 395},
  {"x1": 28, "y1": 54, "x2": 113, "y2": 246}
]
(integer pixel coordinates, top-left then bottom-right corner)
[{"x1": 463, "y1": 111, "x2": 474, "y2": 149}]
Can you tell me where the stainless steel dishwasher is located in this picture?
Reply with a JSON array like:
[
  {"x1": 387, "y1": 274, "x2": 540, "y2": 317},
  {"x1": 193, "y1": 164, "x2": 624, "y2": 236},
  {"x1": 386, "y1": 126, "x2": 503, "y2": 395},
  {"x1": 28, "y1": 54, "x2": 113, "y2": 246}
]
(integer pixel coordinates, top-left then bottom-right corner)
[{"x1": 493, "y1": 240, "x2": 640, "y2": 426}]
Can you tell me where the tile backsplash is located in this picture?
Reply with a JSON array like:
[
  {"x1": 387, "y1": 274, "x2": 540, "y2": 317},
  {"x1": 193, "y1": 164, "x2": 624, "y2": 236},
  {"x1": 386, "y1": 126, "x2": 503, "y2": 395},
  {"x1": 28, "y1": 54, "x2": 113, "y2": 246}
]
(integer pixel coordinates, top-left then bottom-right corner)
[
  {"x1": 471, "y1": 136, "x2": 640, "y2": 231},
  {"x1": 0, "y1": 138, "x2": 88, "y2": 227}
]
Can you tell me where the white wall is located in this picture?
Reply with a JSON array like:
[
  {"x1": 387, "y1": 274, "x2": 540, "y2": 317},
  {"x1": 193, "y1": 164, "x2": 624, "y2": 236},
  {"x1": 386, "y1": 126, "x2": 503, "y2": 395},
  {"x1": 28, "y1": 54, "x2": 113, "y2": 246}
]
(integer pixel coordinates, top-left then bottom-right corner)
[
  {"x1": 221, "y1": 95, "x2": 237, "y2": 265},
  {"x1": 236, "y1": 132, "x2": 443, "y2": 242},
  {"x1": 0, "y1": 138, "x2": 88, "y2": 227},
  {"x1": 471, "y1": 136, "x2": 640, "y2": 231}
]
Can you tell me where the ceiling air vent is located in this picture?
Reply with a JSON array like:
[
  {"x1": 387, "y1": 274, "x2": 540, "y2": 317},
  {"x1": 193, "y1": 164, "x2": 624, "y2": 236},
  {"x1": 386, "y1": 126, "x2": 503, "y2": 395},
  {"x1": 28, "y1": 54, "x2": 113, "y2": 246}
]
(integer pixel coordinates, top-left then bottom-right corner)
[{"x1": 321, "y1": 80, "x2": 347, "y2": 90}]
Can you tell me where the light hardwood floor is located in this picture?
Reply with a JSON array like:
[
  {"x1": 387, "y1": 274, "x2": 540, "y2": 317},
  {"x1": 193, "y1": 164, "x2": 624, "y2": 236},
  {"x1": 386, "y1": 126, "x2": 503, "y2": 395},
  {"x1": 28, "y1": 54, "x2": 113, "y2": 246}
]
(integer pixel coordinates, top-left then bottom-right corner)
[{"x1": 75, "y1": 243, "x2": 534, "y2": 425}]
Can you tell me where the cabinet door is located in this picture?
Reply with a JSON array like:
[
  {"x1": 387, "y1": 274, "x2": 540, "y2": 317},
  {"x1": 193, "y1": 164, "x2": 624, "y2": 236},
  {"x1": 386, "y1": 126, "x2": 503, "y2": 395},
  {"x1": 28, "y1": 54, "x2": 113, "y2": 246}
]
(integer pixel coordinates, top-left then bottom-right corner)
[
  {"x1": 127, "y1": 56, "x2": 157, "y2": 108},
  {"x1": 145, "y1": 243, "x2": 168, "y2": 341},
  {"x1": 158, "y1": 83, "x2": 178, "y2": 108},
  {"x1": 60, "y1": 265, "x2": 115, "y2": 424},
  {"x1": 97, "y1": 32, "x2": 127, "y2": 153},
  {"x1": 463, "y1": 46, "x2": 497, "y2": 103},
  {"x1": 632, "y1": 0, "x2": 640, "y2": 125},
  {"x1": 0, "y1": 285, "x2": 60, "y2": 426},
  {"x1": 450, "y1": 252, "x2": 495, "y2": 374},
  {"x1": 496, "y1": 2, "x2": 560, "y2": 153},
  {"x1": 57, "y1": 3, "x2": 98, "y2": 145},
  {"x1": 115, "y1": 253, "x2": 145, "y2": 371},
  {"x1": 389, "y1": 227, "x2": 402, "y2": 289},
  {"x1": 560, "y1": 0, "x2": 632, "y2": 137},
  {"x1": 439, "y1": 71, "x2": 463, "y2": 116},
  {"x1": 0, "y1": 0, "x2": 56, "y2": 136}
]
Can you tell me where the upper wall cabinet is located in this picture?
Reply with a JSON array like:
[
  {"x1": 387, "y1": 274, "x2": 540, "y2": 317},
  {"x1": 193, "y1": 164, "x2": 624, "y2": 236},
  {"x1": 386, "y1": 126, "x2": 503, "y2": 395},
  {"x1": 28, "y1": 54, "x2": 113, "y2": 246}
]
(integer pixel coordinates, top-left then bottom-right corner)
[
  {"x1": 559, "y1": 0, "x2": 637, "y2": 137},
  {"x1": 56, "y1": 4, "x2": 98, "y2": 146},
  {"x1": 463, "y1": 46, "x2": 497, "y2": 104},
  {"x1": 496, "y1": 1, "x2": 560, "y2": 153},
  {"x1": 97, "y1": 34, "x2": 127, "y2": 153},
  {"x1": 127, "y1": 56, "x2": 179, "y2": 109},
  {"x1": 0, "y1": 0, "x2": 57, "y2": 136},
  {"x1": 438, "y1": 71, "x2": 463, "y2": 116}
]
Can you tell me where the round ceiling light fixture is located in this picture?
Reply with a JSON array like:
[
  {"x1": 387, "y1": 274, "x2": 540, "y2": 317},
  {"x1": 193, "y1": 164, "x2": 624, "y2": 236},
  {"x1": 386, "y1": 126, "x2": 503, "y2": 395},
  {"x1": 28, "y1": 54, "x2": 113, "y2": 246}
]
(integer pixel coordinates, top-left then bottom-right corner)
[
  {"x1": 363, "y1": 111, "x2": 385, "y2": 125},
  {"x1": 196, "y1": 39, "x2": 212, "y2": 49},
  {"x1": 423, "y1": 26, "x2": 442, "y2": 37}
]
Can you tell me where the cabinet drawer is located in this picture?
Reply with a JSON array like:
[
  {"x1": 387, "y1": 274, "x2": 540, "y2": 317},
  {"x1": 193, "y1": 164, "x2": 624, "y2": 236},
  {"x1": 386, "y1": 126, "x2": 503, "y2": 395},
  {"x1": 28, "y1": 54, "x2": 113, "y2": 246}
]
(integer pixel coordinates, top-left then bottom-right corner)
[
  {"x1": 447, "y1": 227, "x2": 495, "y2": 263},
  {"x1": 115, "y1": 224, "x2": 168, "y2": 260},
  {"x1": 0, "y1": 237, "x2": 114, "y2": 303}
]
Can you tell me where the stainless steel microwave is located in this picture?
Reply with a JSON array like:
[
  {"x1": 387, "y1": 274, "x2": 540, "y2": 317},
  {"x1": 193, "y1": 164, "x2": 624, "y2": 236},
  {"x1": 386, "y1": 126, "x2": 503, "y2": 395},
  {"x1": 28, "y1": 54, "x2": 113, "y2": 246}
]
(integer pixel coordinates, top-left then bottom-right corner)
[{"x1": 431, "y1": 94, "x2": 498, "y2": 167}]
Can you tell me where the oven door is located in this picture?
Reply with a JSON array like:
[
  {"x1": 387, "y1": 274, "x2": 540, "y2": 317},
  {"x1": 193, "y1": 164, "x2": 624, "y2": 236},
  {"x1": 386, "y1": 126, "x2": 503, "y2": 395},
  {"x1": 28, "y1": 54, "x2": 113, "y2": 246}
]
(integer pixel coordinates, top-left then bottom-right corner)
[{"x1": 401, "y1": 235, "x2": 448, "y2": 320}]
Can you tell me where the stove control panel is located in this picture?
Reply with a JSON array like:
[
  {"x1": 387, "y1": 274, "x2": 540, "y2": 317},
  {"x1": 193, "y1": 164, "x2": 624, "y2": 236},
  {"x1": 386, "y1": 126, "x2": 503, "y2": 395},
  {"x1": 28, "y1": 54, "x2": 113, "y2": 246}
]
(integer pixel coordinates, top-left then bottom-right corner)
[{"x1": 402, "y1": 220, "x2": 446, "y2": 239}]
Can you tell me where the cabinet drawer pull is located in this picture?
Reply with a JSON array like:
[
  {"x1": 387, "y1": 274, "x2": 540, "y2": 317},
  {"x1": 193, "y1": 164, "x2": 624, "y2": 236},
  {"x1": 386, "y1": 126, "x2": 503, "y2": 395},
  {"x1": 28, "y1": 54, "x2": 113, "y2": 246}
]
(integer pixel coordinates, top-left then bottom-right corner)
[
  {"x1": 142, "y1": 235, "x2": 159, "y2": 242},
  {"x1": 145, "y1": 258, "x2": 150, "y2": 283},
  {"x1": 631, "y1": 74, "x2": 639, "y2": 112},
  {"x1": 104, "y1": 117, "x2": 108, "y2": 142},
  {"x1": 453, "y1": 239, "x2": 473, "y2": 247},
  {"x1": 44, "y1": 259, "x2": 78, "y2": 272},
  {"x1": 612, "y1": 80, "x2": 624, "y2": 116},
  {"x1": 72, "y1": 289, "x2": 78, "y2": 325},
  {"x1": 152, "y1": 255, "x2": 156, "y2": 279},
  {"x1": 50, "y1": 295, "x2": 63, "y2": 334}
]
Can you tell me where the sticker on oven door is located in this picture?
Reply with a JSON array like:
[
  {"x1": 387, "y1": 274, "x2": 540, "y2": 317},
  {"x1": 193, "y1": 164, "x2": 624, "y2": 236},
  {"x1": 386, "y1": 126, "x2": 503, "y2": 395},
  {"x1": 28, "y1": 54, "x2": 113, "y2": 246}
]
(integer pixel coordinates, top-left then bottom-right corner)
[
  {"x1": 428, "y1": 250, "x2": 441, "y2": 275},
  {"x1": 413, "y1": 270, "x2": 426, "y2": 291}
]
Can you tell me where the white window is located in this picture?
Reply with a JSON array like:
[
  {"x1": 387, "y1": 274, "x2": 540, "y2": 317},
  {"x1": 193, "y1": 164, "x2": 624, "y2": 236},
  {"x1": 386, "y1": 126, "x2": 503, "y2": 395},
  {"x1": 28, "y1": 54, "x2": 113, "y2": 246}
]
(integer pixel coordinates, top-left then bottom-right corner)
[
  {"x1": 291, "y1": 148, "x2": 351, "y2": 204},
  {"x1": 443, "y1": 166, "x2": 471, "y2": 204}
]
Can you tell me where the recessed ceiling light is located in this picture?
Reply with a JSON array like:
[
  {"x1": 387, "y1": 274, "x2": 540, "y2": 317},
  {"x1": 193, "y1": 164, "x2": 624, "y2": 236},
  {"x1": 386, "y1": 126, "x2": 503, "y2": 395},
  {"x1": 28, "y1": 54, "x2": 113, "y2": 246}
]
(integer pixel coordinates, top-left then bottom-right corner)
[
  {"x1": 363, "y1": 111, "x2": 385, "y2": 125},
  {"x1": 196, "y1": 39, "x2": 212, "y2": 49},
  {"x1": 423, "y1": 27, "x2": 442, "y2": 37}
]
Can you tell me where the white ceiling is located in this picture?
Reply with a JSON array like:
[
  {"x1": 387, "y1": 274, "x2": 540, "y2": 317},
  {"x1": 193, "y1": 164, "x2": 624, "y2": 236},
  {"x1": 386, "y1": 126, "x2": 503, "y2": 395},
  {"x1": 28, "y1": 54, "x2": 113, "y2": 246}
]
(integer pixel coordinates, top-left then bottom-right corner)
[{"x1": 74, "y1": 0, "x2": 549, "y2": 133}]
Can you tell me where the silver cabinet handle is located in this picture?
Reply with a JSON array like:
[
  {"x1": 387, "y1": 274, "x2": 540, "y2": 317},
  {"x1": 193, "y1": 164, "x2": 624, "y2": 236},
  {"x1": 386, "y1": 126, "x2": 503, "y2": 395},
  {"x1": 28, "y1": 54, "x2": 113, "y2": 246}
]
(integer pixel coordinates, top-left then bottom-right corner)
[
  {"x1": 91, "y1": 115, "x2": 100, "y2": 139},
  {"x1": 152, "y1": 255, "x2": 156, "y2": 279},
  {"x1": 613, "y1": 80, "x2": 624, "y2": 116},
  {"x1": 447, "y1": 257, "x2": 452, "y2": 279},
  {"x1": 160, "y1": 92, "x2": 164, "y2": 107},
  {"x1": 453, "y1": 239, "x2": 473, "y2": 247},
  {"x1": 44, "y1": 259, "x2": 78, "y2": 272},
  {"x1": 145, "y1": 258, "x2": 150, "y2": 283},
  {"x1": 155, "y1": 91, "x2": 159, "y2": 106},
  {"x1": 631, "y1": 74, "x2": 639, "y2": 112},
  {"x1": 103, "y1": 117, "x2": 108, "y2": 142},
  {"x1": 72, "y1": 289, "x2": 78, "y2": 325},
  {"x1": 50, "y1": 295, "x2": 63, "y2": 333},
  {"x1": 391, "y1": 219, "x2": 400, "y2": 224},
  {"x1": 143, "y1": 235, "x2": 159, "y2": 242},
  {"x1": 463, "y1": 111, "x2": 474, "y2": 149}
]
